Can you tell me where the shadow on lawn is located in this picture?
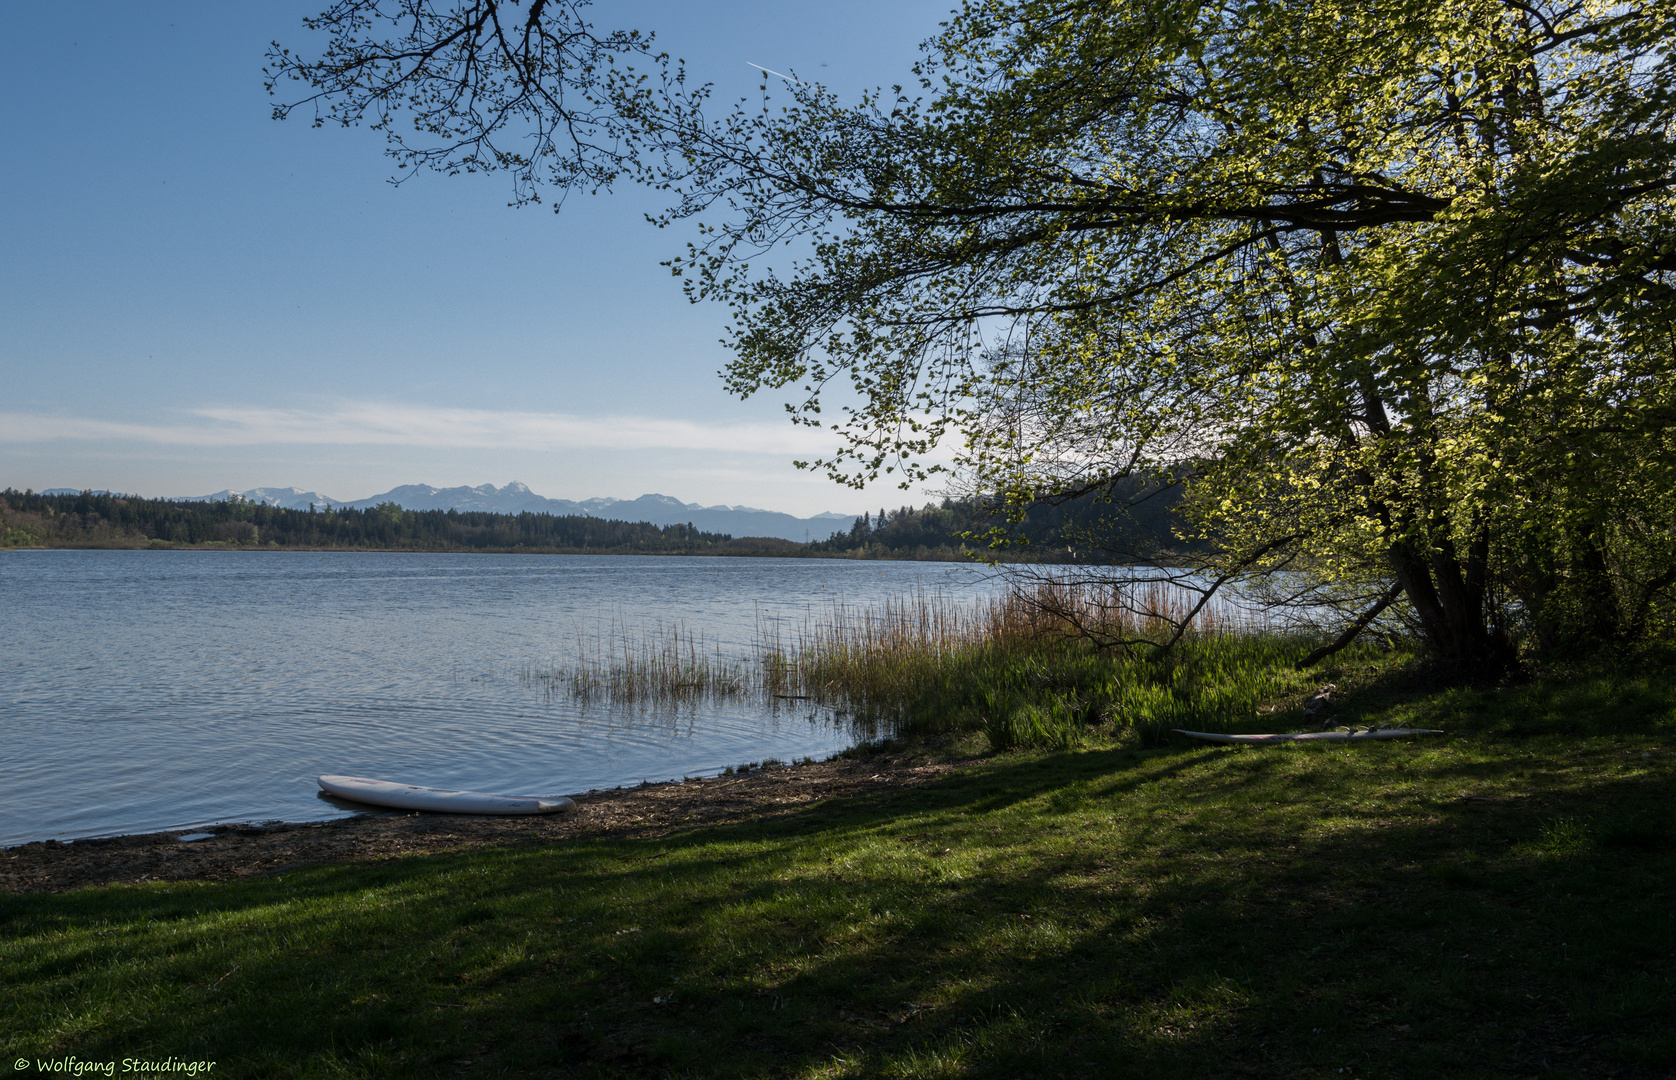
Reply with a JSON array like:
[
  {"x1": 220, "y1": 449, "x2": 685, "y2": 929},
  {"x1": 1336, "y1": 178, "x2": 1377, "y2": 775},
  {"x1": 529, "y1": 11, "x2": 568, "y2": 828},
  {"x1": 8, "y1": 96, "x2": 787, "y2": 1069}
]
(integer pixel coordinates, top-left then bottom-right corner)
[{"x1": 9, "y1": 738, "x2": 1674, "y2": 1079}]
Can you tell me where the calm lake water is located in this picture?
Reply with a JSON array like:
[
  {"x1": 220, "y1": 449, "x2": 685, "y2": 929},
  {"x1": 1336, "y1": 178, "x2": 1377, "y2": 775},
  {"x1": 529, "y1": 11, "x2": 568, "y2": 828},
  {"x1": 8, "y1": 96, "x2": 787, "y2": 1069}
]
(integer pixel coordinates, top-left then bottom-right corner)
[{"x1": 0, "y1": 550, "x2": 1004, "y2": 847}]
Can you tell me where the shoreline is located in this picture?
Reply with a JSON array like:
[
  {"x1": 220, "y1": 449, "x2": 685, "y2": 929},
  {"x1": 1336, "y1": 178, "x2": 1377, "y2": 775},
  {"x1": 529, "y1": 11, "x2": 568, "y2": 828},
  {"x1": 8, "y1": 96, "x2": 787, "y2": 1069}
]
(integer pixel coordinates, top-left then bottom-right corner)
[
  {"x1": 0, "y1": 543, "x2": 1004, "y2": 564},
  {"x1": 1, "y1": 748, "x2": 975, "y2": 894},
  {"x1": 0, "y1": 543, "x2": 1009, "y2": 563}
]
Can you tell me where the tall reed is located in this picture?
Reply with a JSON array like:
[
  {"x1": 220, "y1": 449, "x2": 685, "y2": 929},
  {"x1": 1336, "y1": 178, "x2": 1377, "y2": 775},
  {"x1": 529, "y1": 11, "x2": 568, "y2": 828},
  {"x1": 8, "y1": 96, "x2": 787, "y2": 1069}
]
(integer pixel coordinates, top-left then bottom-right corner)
[
  {"x1": 522, "y1": 619, "x2": 750, "y2": 705},
  {"x1": 533, "y1": 579, "x2": 1336, "y2": 750}
]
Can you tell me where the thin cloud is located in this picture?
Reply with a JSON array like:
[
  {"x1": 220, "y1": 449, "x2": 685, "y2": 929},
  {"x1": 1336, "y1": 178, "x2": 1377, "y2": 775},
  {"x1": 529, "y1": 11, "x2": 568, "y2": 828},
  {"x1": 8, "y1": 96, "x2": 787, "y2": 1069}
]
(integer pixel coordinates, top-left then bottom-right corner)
[{"x1": 0, "y1": 403, "x2": 835, "y2": 456}]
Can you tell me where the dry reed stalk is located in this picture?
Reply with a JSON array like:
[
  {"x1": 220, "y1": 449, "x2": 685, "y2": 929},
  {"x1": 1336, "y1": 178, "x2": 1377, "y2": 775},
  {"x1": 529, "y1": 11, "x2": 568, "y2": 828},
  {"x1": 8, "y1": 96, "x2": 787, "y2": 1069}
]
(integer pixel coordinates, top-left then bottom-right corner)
[
  {"x1": 524, "y1": 618, "x2": 752, "y2": 706},
  {"x1": 527, "y1": 577, "x2": 1268, "y2": 711}
]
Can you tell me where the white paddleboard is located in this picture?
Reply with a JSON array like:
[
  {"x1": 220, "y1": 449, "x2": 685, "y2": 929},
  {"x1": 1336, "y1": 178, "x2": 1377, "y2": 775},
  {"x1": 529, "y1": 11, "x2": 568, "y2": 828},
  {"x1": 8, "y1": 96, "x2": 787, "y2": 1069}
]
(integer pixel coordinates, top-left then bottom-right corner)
[
  {"x1": 1172, "y1": 727, "x2": 1445, "y2": 745},
  {"x1": 318, "y1": 775, "x2": 576, "y2": 815}
]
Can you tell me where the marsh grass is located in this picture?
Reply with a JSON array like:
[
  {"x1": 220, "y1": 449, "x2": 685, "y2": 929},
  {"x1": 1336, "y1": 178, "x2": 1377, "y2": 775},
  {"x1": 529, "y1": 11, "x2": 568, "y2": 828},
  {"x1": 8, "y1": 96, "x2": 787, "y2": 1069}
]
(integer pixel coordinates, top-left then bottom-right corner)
[
  {"x1": 529, "y1": 582, "x2": 1336, "y2": 751},
  {"x1": 522, "y1": 620, "x2": 752, "y2": 705},
  {"x1": 766, "y1": 581, "x2": 1331, "y2": 749}
]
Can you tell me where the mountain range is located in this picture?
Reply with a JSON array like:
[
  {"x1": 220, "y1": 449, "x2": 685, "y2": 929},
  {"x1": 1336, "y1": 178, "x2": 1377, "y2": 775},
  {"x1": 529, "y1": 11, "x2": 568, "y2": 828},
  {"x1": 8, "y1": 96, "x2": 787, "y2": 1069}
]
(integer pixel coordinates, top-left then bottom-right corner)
[{"x1": 162, "y1": 482, "x2": 856, "y2": 543}]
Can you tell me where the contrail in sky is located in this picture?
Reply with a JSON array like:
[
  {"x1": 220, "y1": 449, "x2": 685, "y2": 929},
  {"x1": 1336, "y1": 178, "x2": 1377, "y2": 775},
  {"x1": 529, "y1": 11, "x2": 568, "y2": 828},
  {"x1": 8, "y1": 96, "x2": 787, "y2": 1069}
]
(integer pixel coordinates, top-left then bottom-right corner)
[{"x1": 747, "y1": 62, "x2": 800, "y2": 84}]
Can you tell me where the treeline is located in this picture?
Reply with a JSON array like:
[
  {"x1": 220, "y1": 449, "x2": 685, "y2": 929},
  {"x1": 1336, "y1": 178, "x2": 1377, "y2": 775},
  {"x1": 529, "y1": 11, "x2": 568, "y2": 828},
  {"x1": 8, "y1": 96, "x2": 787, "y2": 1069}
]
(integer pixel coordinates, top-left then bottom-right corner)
[
  {"x1": 812, "y1": 480, "x2": 1196, "y2": 563},
  {"x1": 809, "y1": 501, "x2": 978, "y2": 561},
  {"x1": 0, "y1": 490, "x2": 740, "y2": 554},
  {"x1": 1, "y1": 484, "x2": 1198, "y2": 561}
]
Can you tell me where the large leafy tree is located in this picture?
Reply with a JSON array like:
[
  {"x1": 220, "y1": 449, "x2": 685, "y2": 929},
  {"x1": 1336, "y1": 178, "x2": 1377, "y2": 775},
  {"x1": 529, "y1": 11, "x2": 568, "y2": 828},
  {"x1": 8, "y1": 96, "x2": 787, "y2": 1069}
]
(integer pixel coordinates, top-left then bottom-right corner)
[{"x1": 272, "y1": 0, "x2": 1676, "y2": 674}]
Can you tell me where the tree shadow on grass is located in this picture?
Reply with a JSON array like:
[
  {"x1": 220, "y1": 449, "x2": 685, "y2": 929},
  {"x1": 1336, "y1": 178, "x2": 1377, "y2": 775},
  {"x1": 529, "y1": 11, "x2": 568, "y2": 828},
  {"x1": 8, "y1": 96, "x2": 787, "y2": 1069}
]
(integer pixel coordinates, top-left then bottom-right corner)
[{"x1": 6, "y1": 741, "x2": 1673, "y2": 1078}]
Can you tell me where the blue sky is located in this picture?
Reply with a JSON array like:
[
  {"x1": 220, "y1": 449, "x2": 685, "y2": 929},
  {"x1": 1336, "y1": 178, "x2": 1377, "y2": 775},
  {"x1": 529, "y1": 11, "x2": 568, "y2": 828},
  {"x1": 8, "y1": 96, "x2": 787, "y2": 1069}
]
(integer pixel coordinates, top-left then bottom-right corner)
[{"x1": 0, "y1": 1, "x2": 955, "y2": 516}]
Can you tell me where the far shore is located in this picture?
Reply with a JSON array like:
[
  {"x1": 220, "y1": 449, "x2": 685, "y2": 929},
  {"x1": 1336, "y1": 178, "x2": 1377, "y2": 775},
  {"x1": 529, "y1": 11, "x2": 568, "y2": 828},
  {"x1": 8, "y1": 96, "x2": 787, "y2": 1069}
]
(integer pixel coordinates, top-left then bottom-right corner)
[
  {"x1": 0, "y1": 541, "x2": 980, "y2": 560},
  {"x1": 0, "y1": 541, "x2": 1140, "y2": 566}
]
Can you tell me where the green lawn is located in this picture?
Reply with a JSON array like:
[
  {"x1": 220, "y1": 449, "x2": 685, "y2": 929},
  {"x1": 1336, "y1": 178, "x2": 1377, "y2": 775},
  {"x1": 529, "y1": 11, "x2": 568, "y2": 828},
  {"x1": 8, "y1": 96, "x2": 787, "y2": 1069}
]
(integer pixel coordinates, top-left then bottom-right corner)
[{"x1": 5, "y1": 658, "x2": 1674, "y2": 1078}]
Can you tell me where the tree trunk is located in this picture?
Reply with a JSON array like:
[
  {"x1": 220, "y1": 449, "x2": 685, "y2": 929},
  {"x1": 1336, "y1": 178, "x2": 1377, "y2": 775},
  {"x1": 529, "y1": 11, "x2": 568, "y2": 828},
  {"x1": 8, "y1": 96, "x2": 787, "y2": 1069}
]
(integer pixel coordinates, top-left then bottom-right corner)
[{"x1": 1389, "y1": 539, "x2": 1514, "y2": 678}]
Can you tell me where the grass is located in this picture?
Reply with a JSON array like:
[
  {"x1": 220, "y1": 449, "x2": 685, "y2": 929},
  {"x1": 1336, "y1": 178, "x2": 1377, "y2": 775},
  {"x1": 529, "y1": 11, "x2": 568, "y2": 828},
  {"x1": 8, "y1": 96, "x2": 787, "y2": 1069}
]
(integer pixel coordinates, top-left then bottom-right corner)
[
  {"x1": 527, "y1": 581, "x2": 1323, "y2": 752},
  {"x1": 765, "y1": 581, "x2": 1331, "y2": 750},
  {"x1": 5, "y1": 649, "x2": 1675, "y2": 1078}
]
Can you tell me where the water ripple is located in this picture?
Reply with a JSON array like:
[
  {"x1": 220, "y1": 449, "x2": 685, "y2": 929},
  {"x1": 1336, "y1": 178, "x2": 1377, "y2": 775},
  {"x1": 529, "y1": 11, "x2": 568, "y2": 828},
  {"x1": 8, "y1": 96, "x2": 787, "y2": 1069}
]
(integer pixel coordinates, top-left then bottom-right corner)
[{"x1": 0, "y1": 550, "x2": 1000, "y2": 845}]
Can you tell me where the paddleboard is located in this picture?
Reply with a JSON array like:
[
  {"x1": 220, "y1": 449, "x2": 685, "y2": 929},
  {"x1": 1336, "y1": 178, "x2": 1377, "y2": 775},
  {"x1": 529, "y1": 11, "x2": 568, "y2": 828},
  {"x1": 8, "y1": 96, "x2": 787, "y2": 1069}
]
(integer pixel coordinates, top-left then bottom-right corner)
[
  {"x1": 1172, "y1": 727, "x2": 1445, "y2": 745},
  {"x1": 318, "y1": 775, "x2": 576, "y2": 815}
]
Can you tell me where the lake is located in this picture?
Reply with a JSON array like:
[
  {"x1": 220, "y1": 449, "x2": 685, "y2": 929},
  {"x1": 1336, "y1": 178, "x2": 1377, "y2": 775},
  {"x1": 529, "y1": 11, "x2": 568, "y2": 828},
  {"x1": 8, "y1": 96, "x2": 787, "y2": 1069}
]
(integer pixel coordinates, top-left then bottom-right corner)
[{"x1": 0, "y1": 550, "x2": 1004, "y2": 847}]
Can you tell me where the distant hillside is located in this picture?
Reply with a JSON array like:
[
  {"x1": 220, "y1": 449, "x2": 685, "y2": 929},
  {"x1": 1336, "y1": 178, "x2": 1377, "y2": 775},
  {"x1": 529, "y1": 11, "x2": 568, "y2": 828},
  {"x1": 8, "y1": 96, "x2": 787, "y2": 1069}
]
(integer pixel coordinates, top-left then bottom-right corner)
[
  {"x1": 1, "y1": 490, "x2": 755, "y2": 555},
  {"x1": 170, "y1": 482, "x2": 852, "y2": 542},
  {"x1": 7, "y1": 482, "x2": 1196, "y2": 562}
]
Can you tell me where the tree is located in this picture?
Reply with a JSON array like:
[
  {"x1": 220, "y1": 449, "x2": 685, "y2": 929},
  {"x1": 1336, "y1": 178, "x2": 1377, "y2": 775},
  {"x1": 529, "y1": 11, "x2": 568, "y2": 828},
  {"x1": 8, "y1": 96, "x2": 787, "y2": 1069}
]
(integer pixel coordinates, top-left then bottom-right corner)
[
  {"x1": 264, "y1": 0, "x2": 663, "y2": 205},
  {"x1": 272, "y1": 0, "x2": 1676, "y2": 674}
]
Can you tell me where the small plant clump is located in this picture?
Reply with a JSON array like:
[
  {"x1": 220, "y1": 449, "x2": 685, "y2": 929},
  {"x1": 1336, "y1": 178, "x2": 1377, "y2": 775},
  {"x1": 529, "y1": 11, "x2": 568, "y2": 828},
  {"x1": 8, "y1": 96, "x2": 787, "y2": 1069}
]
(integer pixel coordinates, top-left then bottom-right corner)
[{"x1": 522, "y1": 619, "x2": 750, "y2": 705}]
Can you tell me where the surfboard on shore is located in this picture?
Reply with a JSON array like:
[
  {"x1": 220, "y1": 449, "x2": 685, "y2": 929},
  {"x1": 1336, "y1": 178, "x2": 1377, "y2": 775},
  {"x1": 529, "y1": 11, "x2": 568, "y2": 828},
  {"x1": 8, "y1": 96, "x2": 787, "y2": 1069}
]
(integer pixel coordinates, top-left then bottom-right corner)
[
  {"x1": 1171, "y1": 727, "x2": 1445, "y2": 745},
  {"x1": 318, "y1": 775, "x2": 576, "y2": 815}
]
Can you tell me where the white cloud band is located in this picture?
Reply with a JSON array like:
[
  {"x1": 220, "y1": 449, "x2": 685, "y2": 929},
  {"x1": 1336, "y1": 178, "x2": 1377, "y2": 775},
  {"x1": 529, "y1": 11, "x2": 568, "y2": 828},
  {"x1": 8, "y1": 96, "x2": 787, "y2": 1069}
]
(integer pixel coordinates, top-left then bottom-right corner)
[{"x1": 0, "y1": 403, "x2": 834, "y2": 456}]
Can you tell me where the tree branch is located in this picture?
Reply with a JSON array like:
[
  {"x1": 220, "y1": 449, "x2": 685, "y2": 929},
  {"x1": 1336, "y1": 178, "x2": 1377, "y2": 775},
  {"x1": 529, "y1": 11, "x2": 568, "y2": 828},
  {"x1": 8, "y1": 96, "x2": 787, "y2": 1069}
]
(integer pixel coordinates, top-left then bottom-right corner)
[{"x1": 1294, "y1": 583, "x2": 1405, "y2": 670}]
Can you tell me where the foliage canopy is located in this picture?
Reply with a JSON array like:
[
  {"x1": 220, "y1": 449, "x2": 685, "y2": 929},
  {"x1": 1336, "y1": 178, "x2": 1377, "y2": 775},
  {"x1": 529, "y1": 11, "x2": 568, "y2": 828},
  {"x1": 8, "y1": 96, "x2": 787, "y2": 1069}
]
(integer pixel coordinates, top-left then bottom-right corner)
[{"x1": 271, "y1": 0, "x2": 1676, "y2": 671}]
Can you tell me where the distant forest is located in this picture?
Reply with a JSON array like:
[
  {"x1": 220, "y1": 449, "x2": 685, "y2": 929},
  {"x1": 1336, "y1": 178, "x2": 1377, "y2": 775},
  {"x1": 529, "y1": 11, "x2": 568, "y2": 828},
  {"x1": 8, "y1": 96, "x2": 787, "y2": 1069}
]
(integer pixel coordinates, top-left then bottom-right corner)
[
  {"x1": 1, "y1": 485, "x2": 1193, "y2": 562},
  {"x1": 0, "y1": 489, "x2": 743, "y2": 555},
  {"x1": 812, "y1": 477, "x2": 1196, "y2": 563}
]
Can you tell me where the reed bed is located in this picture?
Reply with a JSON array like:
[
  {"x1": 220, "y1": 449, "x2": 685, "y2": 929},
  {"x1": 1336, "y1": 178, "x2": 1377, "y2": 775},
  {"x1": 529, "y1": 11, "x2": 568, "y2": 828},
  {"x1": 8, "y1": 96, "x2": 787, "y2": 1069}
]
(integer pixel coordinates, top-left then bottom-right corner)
[
  {"x1": 763, "y1": 580, "x2": 1320, "y2": 747},
  {"x1": 521, "y1": 620, "x2": 751, "y2": 705},
  {"x1": 532, "y1": 578, "x2": 1339, "y2": 750}
]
